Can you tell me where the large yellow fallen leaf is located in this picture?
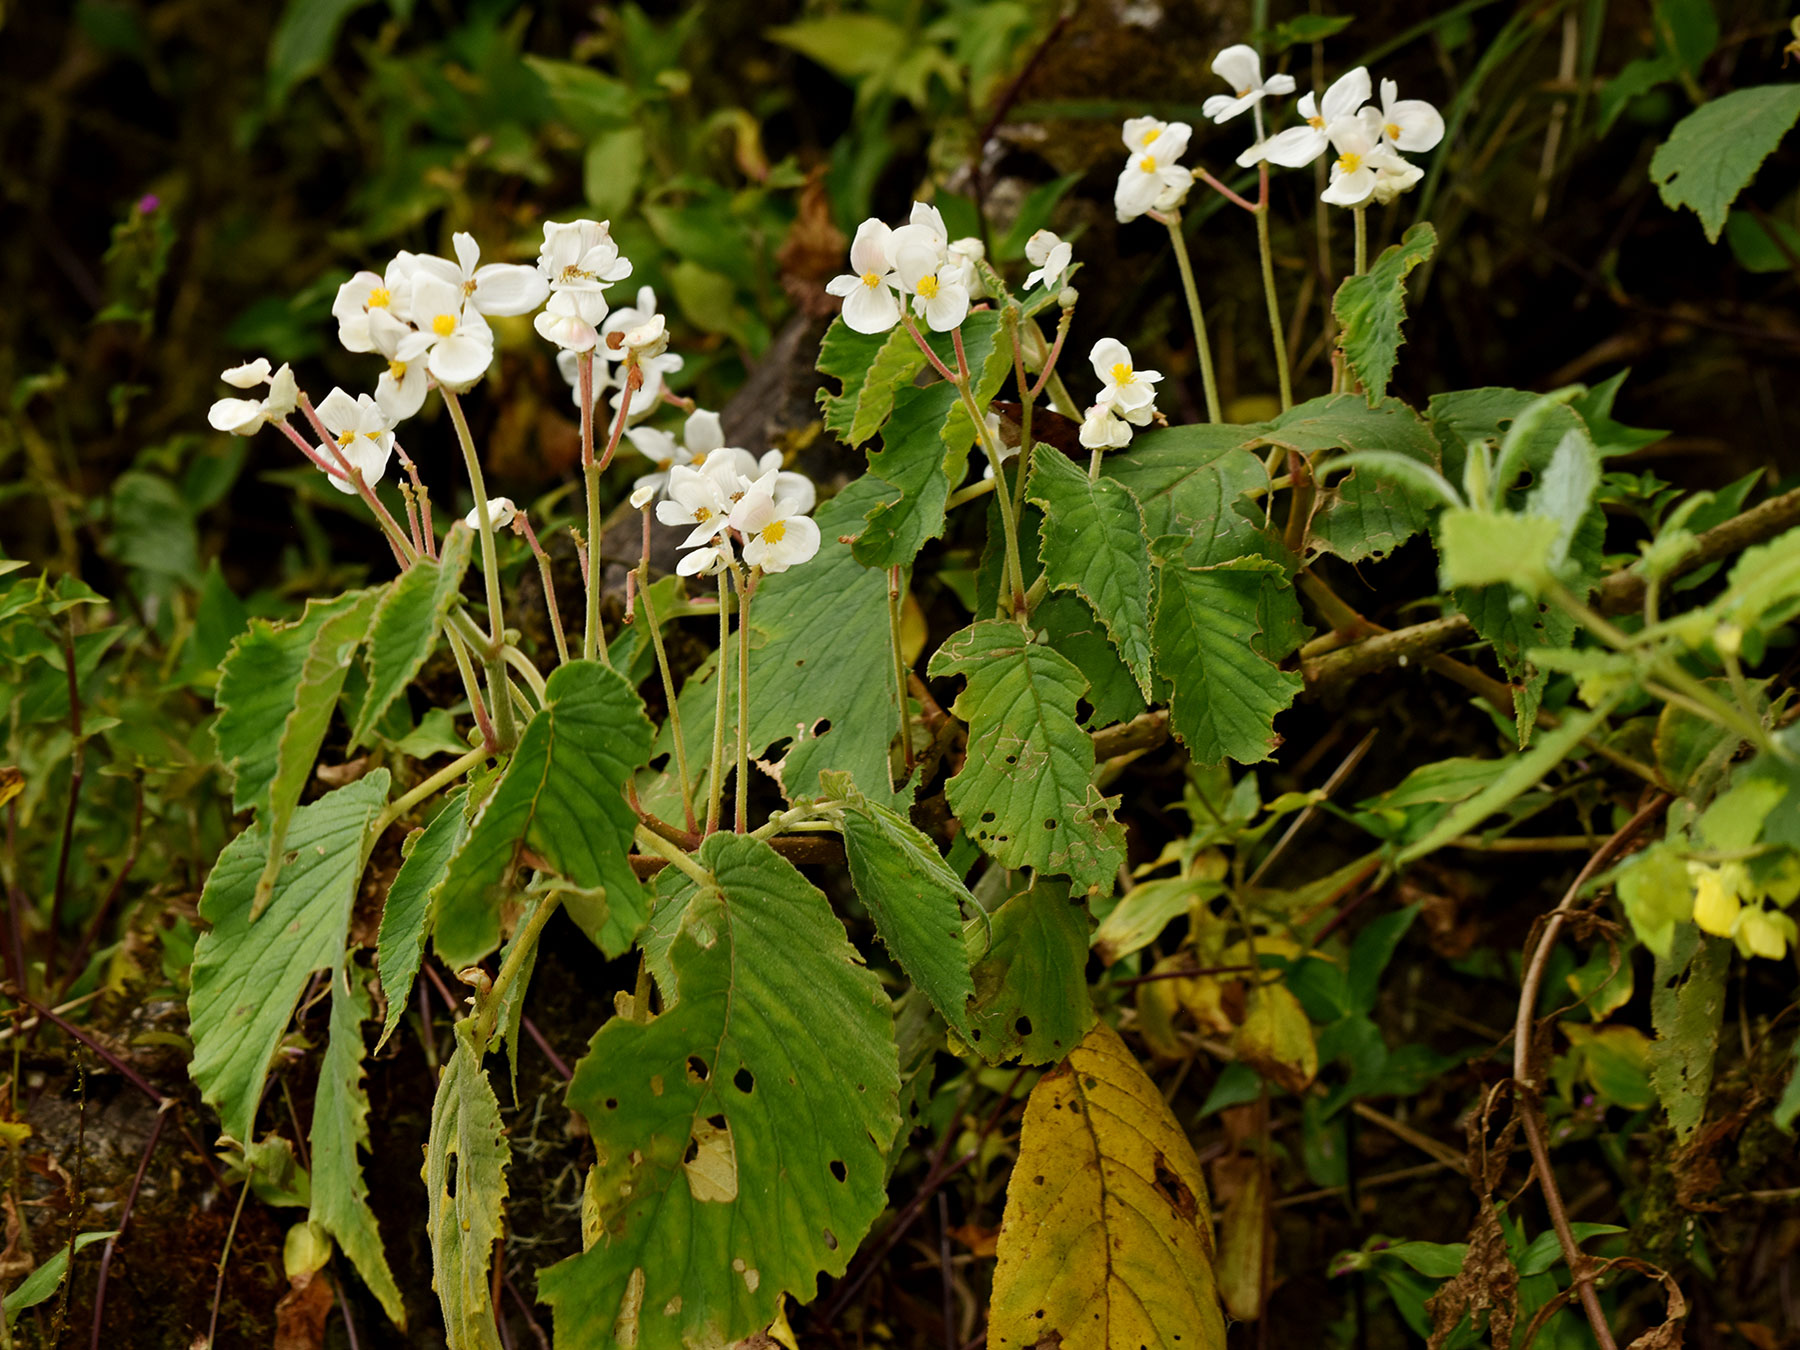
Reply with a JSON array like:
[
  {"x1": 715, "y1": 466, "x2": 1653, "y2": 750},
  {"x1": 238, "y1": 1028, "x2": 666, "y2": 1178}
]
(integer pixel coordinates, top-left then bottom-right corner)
[{"x1": 989, "y1": 1021, "x2": 1226, "y2": 1350}]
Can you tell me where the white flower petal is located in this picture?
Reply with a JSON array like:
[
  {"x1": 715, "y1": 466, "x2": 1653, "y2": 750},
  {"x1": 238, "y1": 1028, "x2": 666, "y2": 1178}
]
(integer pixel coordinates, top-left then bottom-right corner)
[
  {"x1": 207, "y1": 397, "x2": 267, "y2": 435},
  {"x1": 470, "y1": 263, "x2": 549, "y2": 315},
  {"x1": 841, "y1": 281, "x2": 900, "y2": 334},
  {"x1": 1211, "y1": 44, "x2": 1263, "y2": 96},
  {"x1": 427, "y1": 332, "x2": 494, "y2": 388},
  {"x1": 220, "y1": 358, "x2": 272, "y2": 389}
]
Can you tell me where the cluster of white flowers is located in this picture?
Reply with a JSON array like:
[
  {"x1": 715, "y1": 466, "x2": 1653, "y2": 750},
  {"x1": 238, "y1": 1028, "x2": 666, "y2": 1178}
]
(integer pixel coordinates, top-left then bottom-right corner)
[
  {"x1": 1209, "y1": 47, "x2": 1444, "y2": 207},
  {"x1": 1079, "y1": 338, "x2": 1162, "y2": 450},
  {"x1": 1114, "y1": 117, "x2": 1200, "y2": 223},
  {"x1": 555, "y1": 284, "x2": 684, "y2": 419},
  {"x1": 826, "y1": 203, "x2": 985, "y2": 335},
  {"x1": 206, "y1": 358, "x2": 298, "y2": 436},
  {"x1": 645, "y1": 425, "x2": 819, "y2": 577}
]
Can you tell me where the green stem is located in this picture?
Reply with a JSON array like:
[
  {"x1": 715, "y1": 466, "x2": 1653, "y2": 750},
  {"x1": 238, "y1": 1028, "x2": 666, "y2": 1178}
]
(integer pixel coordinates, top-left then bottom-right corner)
[
  {"x1": 965, "y1": 384, "x2": 1028, "y2": 618},
  {"x1": 471, "y1": 891, "x2": 561, "y2": 1052},
  {"x1": 634, "y1": 824, "x2": 713, "y2": 889},
  {"x1": 706, "y1": 567, "x2": 731, "y2": 834},
  {"x1": 946, "y1": 477, "x2": 997, "y2": 510},
  {"x1": 1164, "y1": 212, "x2": 1223, "y2": 423},
  {"x1": 637, "y1": 553, "x2": 697, "y2": 832},
  {"x1": 1256, "y1": 202, "x2": 1293, "y2": 411},
  {"x1": 441, "y1": 389, "x2": 517, "y2": 751},
  {"x1": 444, "y1": 625, "x2": 497, "y2": 751},
  {"x1": 502, "y1": 646, "x2": 548, "y2": 705},
  {"x1": 1353, "y1": 207, "x2": 1368, "y2": 276},
  {"x1": 376, "y1": 745, "x2": 489, "y2": 834},
  {"x1": 735, "y1": 567, "x2": 758, "y2": 834}
]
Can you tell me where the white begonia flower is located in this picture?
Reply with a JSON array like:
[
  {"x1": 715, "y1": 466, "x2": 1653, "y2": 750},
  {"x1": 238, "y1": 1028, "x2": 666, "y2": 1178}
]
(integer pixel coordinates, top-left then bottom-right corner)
[
  {"x1": 314, "y1": 388, "x2": 394, "y2": 494},
  {"x1": 414, "y1": 232, "x2": 549, "y2": 318},
  {"x1": 1370, "y1": 156, "x2": 1425, "y2": 206},
  {"x1": 620, "y1": 314, "x2": 669, "y2": 360},
  {"x1": 206, "y1": 361, "x2": 297, "y2": 435},
  {"x1": 221, "y1": 358, "x2": 272, "y2": 389},
  {"x1": 464, "y1": 497, "x2": 517, "y2": 531},
  {"x1": 1023, "y1": 230, "x2": 1073, "y2": 293},
  {"x1": 730, "y1": 472, "x2": 821, "y2": 574},
  {"x1": 1114, "y1": 118, "x2": 1196, "y2": 223},
  {"x1": 332, "y1": 256, "x2": 418, "y2": 354},
  {"x1": 537, "y1": 218, "x2": 632, "y2": 326},
  {"x1": 624, "y1": 406, "x2": 723, "y2": 497},
  {"x1": 629, "y1": 484, "x2": 658, "y2": 510},
  {"x1": 1376, "y1": 78, "x2": 1445, "y2": 153},
  {"x1": 656, "y1": 463, "x2": 732, "y2": 541},
  {"x1": 1090, "y1": 337, "x2": 1161, "y2": 417},
  {"x1": 1320, "y1": 109, "x2": 1408, "y2": 208},
  {"x1": 824, "y1": 219, "x2": 903, "y2": 334},
  {"x1": 1202, "y1": 45, "x2": 1296, "y2": 124},
  {"x1": 363, "y1": 309, "x2": 430, "y2": 422},
  {"x1": 678, "y1": 539, "x2": 735, "y2": 578},
  {"x1": 534, "y1": 290, "x2": 600, "y2": 353},
  {"x1": 752, "y1": 450, "x2": 816, "y2": 516},
  {"x1": 407, "y1": 272, "x2": 496, "y2": 388},
  {"x1": 595, "y1": 287, "x2": 684, "y2": 418},
  {"x1": 894, "y1": 239, "x2": 970, "y2": 332},
  {"x1": 1253, "y1": 66, "x2": 1372, "y2": 168},
  {"x1": 947, "y1": 237, "x2": 987, "y2": 298},
  {"x1": 1080, "y1": 402, "x2": 1136, "y2": 451}
]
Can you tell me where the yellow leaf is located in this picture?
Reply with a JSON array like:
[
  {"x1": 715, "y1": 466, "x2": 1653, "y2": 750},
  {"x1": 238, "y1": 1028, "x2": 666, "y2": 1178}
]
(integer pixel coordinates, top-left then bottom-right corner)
[
  {"x1": 1231, "y1": 982, "x2": 1318, "y2": 1093},
  {"x1": 1215, "y1": 1161, "x2": 1268, "y2": 1322},
  {"x1": 989, "y1": 1022, "x2": 1226, "y2": 1350},
  {"x1": 0, "y1": 766, "x2": 21, "y2": 811}
]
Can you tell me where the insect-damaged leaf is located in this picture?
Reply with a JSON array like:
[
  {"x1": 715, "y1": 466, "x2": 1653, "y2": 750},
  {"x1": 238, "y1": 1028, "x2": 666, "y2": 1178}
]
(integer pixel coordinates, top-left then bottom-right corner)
[
  {"x1": 988, "y1": 1021, "x2": 1226, "y2": 1350},
  {"x1": 964, "y1": 877, "x2": 1095, "y2": 1065},
  {"x1": 423, "y1": 1021, "x2": 509, "y2": 1350},
  {"x1": 1649, "y1": 927, "x2": 1730, "y2": 1144},
  {"x1": 928, "y1": 620, "x2": 1126, "y2": 895},
  {"x1": 431, "y1": 660, "x2": 652, "y2": 967},
  {"x1": 1333, "y1": 221, "x2": 1436, "y2": 403},
  {"x1": 189, "y1": 773, "x2": 388, "y2": 1145},
  {"x1": 538, "y1": 834, "x2": 901, "y2": 1350}
]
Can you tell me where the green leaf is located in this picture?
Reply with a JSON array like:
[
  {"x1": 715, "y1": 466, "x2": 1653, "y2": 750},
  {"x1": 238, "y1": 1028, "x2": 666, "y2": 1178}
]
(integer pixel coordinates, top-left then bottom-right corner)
[
  {"x1": 1599, "y1": 55, "x2": 1679, "y2": 134},
  {"x1": 214, "y1": 587, "x2": 382, "y2": 915},
  {"x1": 767, "y1": 14, "x2": 907, "y2": 79},
  {"x1": 377, "y1": 794, "x2": 469, "y2": 1051},
  {"x1": 854, "y1": 382, "x2": 964, "y2": 568},
  {"x1": 424, "y1": 1022, "x2": 510, "y2": 1350},
  {"x1": 1036, "y1": 592, "x2": 1146, "y2": 728},
  {"x1": 835, "y1": 775, "x2": 978, "y2": 1041},
  {"x1": 1615, "y1": 839, "x2": 1696, "y2": 958},
  {"x1": 1333, "y1": 222, "x2": 1437, "y2": 403},
  {"x1": 310, "y1": 965, "x2": 404, "y2": 1324},
  {"x1": 3, "y1": 1230, "x2": 118, "y2": 1324},
  {"x1": 524, "y1": 57, "x2": 635, "y2": 134},
  {"x1": 1725, "y1": 207, "x2": 1800, "y2": 272},
  {"x1": 965, "y1": 878, "x2": 1095, "y2": 1064},
  {"x1": 1437, "y1": 508, "x2": 1562, "y2": 591},
  {"x1": 1093, "y1": 875, "x2": 1214, "y2": 966},
  {"x1": 1027, "y1": 443, "x2": 1156, "y2": 699},
  {"x1": 1258, "y1": 396, "x2": 1449, "y2": 561},
  {"x1": 1648, "y1": 927, "x2": 1729, "y2": 1144},
  {"x1": 538, "y1": 834, "x2": 901, "y2": 1350},
  {"x1": 111, "y1": 470, "x2": 199, "y2": 581},
  {"x1": 268, "y1": 0, "x2": 376, "y2": 106},
  {"x1": 1650, "y1": 84, "x2": 1800, "y2": 243},
  {"x1": 1396, "y1": 695, "x2": 1620, "y2": 865},
  {"x1": 1379, "y1": 1240, "x2": 1467, "y2": 1279},
  {"x1": 928, "y1": 620, "x2": 1126, "y2": 893},
  {"x1": 1515, "y1": 1223, "x2": 1628, "y2": 1277},
  {"x1": 432, "y1": 661, "x2": 651, "y2": 968},
  {"x1": 351, "y1": 526, "x2": 473, "y2": 749},
  {"x1": 189, "y1": 773, "x2": 389, "y2": 1144},
  {"x1": 1106, "y1": 424, "x2": 1277, "y2": 558},
  {"x1": 584, "y1": 126, "x2": 646, "y2": 220},
  {"x1": 816, "y1": 320, "x2": 928, "y2": 448},
  {"x1": 1151, "y1": 546, "x2": 1306, "y2": 767}
]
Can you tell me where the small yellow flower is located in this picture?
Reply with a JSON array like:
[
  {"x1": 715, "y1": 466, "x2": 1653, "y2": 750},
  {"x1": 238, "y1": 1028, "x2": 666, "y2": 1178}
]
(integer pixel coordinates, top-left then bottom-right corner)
[
  {"x1": 1688, "y1": 861, "x2": 1744, "y2": 937},
  {"x1": 1732, "y1": 904, "x2": 1796, "y2": 961}
]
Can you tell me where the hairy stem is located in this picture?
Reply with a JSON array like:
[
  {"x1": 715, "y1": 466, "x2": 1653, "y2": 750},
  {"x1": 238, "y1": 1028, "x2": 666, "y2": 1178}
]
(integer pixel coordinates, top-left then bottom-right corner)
[
  {"x1": 1256, "y1": 186, "x2": 1293, "y2": 411},
  {"x1": 706, "y1": 568, "x2": 731, "y2": 835},
  {"x1": 636, "y1": 547, "x2": 697, "y2": 832},
  {"x1": 442, "y1": 389, "x2": 517, "y2": 750},
  {"x1": 889, "y1": 564, "x2": 916, "y2": 782},
  {"x1": 1163, "y1": 212, "x2": 1223, "y2": 423}
]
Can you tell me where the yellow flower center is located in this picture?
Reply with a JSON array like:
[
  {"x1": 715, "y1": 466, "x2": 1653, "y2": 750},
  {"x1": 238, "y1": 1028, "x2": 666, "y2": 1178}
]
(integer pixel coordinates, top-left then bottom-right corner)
[
  {"x1": 1142, "y1": 127, "x2": 1160, "y2": 144},
  {"x1": 1110, "y1": 362, "x2": 1134, "y2": 386},
  {"x1": 1307, "y1": 115, "x2": 1325, "y2": 129},
  {"x1": 431, "y1": 313, "x2": 456, "y2": 337},
  {"x1": 369, "y1": 287, "x2": 391, "y2": 308},
  {"x1": 692, "y1": 506, "x2": 713, "y2": 523},
  {"x1": 560, "y1": 264, "x2": 592, "y2": 283},
  {"x1": 1139, "y1": 154, "x2": 1157, "y2": 173},
  {"x1": 1237, "y1": 86, "x2": 1252, "y2": 97},
  {"x1": 763, "y1": 519, "x2": 787, "y2": 545},
  {"x1": 1384, "y1": 122, "x2": 1402, "y2": 141},
  {"x1": 860, "y1": 271, "x2": 881, "y2": 288},
  {"x1": 463, "y1": 279, "x2": 478, "y2": 296},
  {"x1": 336, "y1": 430, "x2": 357, "y2": 448},
  {"x1": 1336, "y1": 151, "x2": 1363, "y2": 174},
  {"x1": 657, "y1": 457, "x2": 673, "y2": 472},
  {"x1": 387, "y1": 359, "x2": 407, "y2": 380},
  {"x1": 916, "y1": 274, "x2": 940, "y2": 299}
]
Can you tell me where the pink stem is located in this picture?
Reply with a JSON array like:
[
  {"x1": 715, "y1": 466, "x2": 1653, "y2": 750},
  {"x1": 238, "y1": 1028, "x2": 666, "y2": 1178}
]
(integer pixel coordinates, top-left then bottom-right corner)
[
  {"x1": 578, "y1": 352, "x2": 595, "y2": 470},
  {"x1": 1193, "y1": 164, "x2": 1259, "y2": 213},
  {"x1": 1027, "y1": 318, "x2": 1071, "y2": 402},
  {"x1": 598, "y1": 367, "x2": 640, "y2": 474},
  {"x1": 902, "y1": 315, "x2": 959, "y2": 383}
]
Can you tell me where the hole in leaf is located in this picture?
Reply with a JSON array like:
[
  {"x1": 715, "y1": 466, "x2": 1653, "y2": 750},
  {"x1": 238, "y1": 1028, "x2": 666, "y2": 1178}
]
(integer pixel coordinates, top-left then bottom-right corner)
[
  {"x1": 707, "y1": 1112, "x2": 727, "y2": 1131},
  {"x1": 1015, "y1": 1015, "x2": 1033, "y2": 1037},
  {"x1": 829, "y1": 1159, "x2": 847, "y2": 1183},
  {"x1": 1044, "y1": 818, "x2": 1056, "y2": 830},
  {"x1": 648, "y1": 752, "x2": 670, "y2": 773},
  {"x1": 823, "y1": 1228, "x2": 838, "y2": 1251},
  {"x1": 444, "y1": 1154, "x2": 458, "y2": 1199},
  {"x1": 734, "y1": 1067, "x2": 754, "y2": 1095},
  {"x1": 686, "y1": 1055, "x2": 710, "y2": 1083},
  {"x1": 812, "y1": 718, "x2": 832, "y2": 736},
  {"x1": 980, "y1": 811, "x2": 996, "y2": 823},
  {"x1": 605, "y1": 1097, "x2": 619, "y2": 1111}
]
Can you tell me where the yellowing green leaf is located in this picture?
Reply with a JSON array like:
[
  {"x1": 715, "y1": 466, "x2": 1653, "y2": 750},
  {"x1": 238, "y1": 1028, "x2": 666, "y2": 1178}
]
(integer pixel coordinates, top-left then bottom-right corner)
[
  {"x1": 988, "y1": 1021, "x2": 1226, "y2": 1350},
  {"x1": 1648, "y1": 927, "x2": 1729, "y2": 1143},
  {"x1": 424, "y1": 1022, "x2": 510, "y2": 1350},
  {"x1": 1231, "y1": 981, "x2": 1318, "y2": 1093}
]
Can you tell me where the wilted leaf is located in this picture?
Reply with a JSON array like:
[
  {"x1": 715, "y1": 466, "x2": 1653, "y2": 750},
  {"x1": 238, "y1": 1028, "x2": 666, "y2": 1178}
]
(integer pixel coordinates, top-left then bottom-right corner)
[
  {"x1": 1232, "y1": 981, "x2": 1318, "y2": 1093},
  {"x1": 423, "y1": 1022, "x2": 509, "y2": 1350},
  {"x1": 1649, "y1": 928, "x2": 1729, "y2": 1143},
  {"x1": 989, "y1": 1021, "x2": 1226, "y2": 1350}
]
